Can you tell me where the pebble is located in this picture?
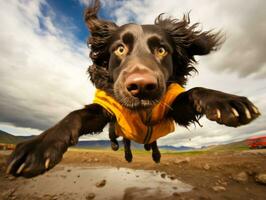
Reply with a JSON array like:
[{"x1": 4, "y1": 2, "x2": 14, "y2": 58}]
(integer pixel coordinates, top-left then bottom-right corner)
[
  {"x1": 160, "y1": 173, "x2": 166, "y2": 178},
  {"x1": 8, "y1": 176, "x2": 16, "y2": 181},
  {"x1": 255, "y1": 173, "x2": 266, "y2": 185},
  {"x1": 52, "y1": 195, "x2": 58, "y2": 200},
  {"x1": 172, "y1": 192, "x2": 180, "y2": 197},
  {"x1": 212, "y1": 186, "x2": 226, "y2": 192},
  {"x1": 86, "y1": 193, "x2": 96, "y2": 200},
  {"x1": 173, "y1": 157, "x2": 190, "y2": 165},
  {"x1": 203, "y1": 164, "x2": 210, "y2": 170},
  {"x1": 96, "y1": 179, "x2": 106, "y2": 187},
  {"x1": 233, "y1": 171, "x2": 248, "y2": 183},
  {"x1": 94, "y1": 158, "x2": 99, "y2": 162},
  {"x1": 169, "y1": 175, "x2": 176, "y2": 180}
]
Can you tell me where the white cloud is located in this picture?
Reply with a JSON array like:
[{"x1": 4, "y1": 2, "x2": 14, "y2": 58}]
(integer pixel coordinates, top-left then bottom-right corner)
[{"x1": 0, "y1": 0, "x2": 94, "y2": 130}]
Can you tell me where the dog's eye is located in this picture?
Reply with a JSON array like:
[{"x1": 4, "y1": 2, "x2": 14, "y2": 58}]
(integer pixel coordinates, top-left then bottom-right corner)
[
  {"x1": 155, "y1": 47, "x2": 168, "y2": 58},
  {"x1": 114, "y1": 45, "x2": 128, "y2": 57}
]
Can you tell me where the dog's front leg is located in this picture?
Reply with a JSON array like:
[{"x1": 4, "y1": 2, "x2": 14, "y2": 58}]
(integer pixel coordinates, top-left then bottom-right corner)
[
  {"x1": 6, "y1": 104, "x2": 110, "y2": 178},
  {"x1": 170, "y1": 87, "x2": 260, "y2": 127}
]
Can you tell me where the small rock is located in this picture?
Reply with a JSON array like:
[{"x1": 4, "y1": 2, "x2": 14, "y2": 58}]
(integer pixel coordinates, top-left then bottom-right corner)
[
  {"x1": 86, "y1": 193, "x2": 96, "y2": 200},
  {"x1": 203, "y1": 164, "x2": 210, "y2": 170},
  {"x1": 67, "y1": 169, "x2": 71, "y2": 172},
  {"x1": 8, "y1": 176, "x2": 16, "y2": 181},
  {"x1": 96, "y1": 179, "x2": 106, "y2": 187},
  {"x1": 233, "y1": 171, "x2": 248, "y2": 183},
  {"x1": 212, "y1": 186, "x2": 226, "y2": 192},
  {"x1": 220, "y1": 181, "x2": 228, "y2": 186},
  {"x1": 9, "y1": 195, "x2": 16, "y2": 200},
  {"x1": 169, "y1": 175, "x2": 176, "y2": 180},
  {"x1": 255, "y1": 173, "x2": 266, "y2": 185},
  {"x1": 77, "y1": 175, "x2": 80, "y2": 178},
  {"x1": 164, "y1": 162, "x2": 170, "y2": 166},
  {"x1": 94, "y1": 158, "x2": 99, "y2": 162},
  {"x1": 52, "y1": 195, "x2": 58, "y2": 200},
  {"x1": 172, "y1": 192, "x2": 180, "y2": 197},
  {"x1": 161, "y1": 173, "x2": 166, "y2": 178},
  {"x1": 173, "y1": 157, "x2": 190, "y2": 165}
]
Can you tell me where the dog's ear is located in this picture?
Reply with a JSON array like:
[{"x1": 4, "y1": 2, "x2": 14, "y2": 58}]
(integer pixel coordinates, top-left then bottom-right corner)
[
  {"x1": 155, "y1": 14, "x2": 223, "y2": 86},
  {"x1": 84, "y1": 0, "x2": 118, "y2": 68},
  {"x1": 186, "y1": 29, "x2": 223, "y2": 56},
  {"x1": 155, "y1": 14, "x2": 223, "y2": 56}
]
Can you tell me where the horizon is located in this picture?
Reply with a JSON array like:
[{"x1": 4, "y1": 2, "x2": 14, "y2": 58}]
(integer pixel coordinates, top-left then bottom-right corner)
[{"x1": 0, "y1": 0, "x2": 265, "y2": 148}]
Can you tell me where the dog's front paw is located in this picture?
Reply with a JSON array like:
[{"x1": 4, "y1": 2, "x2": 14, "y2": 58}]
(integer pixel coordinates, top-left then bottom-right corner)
[
  {"x1": 191, "y1": 88, "x2": 260, "y2": 127},
  {"x1": 6, "y1": 130, "x2": 71, "y2": 178}
]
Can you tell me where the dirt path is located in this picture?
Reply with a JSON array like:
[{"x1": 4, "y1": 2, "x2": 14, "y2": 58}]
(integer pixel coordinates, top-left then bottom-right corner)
[{"x1": 1, "y1": 149, "x2": 266, "y2": 200}]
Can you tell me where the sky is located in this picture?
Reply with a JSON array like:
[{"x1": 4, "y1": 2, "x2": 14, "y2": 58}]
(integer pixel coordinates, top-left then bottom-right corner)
[{"x1": 0, "y1": 0, "x2": 265, "y2": 148}]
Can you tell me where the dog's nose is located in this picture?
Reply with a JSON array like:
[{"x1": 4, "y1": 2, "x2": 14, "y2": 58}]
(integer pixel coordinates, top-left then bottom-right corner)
[{"x1": 125, "y1": 73, "x2": 158, "y2": 97}]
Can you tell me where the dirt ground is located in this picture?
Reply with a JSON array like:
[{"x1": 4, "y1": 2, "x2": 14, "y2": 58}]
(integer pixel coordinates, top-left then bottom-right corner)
[{"x1": 0, "y1": 148, "x2": 266, "y2": 200}]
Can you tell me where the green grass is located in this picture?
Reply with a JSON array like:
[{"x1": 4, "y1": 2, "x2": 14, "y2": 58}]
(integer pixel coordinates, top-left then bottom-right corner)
[{"x1": 68, "y1": 147, "x2": 208, "y2": 156}]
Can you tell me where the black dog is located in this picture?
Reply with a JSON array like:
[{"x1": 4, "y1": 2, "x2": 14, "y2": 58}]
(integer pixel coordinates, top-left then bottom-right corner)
[{"x1": 6, "y1": 0, "x2": 260, "y2": 178}]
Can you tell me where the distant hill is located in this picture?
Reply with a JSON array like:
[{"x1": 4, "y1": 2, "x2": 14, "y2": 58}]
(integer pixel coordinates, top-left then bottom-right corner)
[
  {"x1": 205, "y1": 140, "x2": 248, "y2": 151},
  {"x1": 0, "y1": 130, "x2": 197, "y2": 151},
  {"x1": 159, "y1": 145, "x2": 195, "y2": 151},
  {"x1": 77, "y1": 141, "x2": 196, "y2": 151},
  {"x1": 0, "y1": 130, "x2": 33, "y2": 144},
  {"x1": 76, "y1": 140, "x2": 143, "y2": 149}
]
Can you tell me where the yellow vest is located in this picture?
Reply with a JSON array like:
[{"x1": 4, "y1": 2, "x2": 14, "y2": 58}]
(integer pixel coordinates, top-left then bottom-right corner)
[{"x1": 93, "y1": 83, "x2": 185, "y2": 144}]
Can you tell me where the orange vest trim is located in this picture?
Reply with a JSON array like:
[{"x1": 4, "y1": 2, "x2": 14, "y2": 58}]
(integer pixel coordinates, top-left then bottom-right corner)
[{"x1": 93, "y1": 83, "x2": 185, "y2": 144}]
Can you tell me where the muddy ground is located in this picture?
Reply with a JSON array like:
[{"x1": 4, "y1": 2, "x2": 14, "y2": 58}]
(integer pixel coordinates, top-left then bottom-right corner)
[{"x1": 0, "y1": 149, "x2": 266, "y2": 200}]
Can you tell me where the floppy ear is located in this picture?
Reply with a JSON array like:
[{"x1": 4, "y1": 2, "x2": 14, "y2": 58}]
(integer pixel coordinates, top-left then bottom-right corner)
[
  {"x1": 187, "y1": 29, "x2": 223, "y2": 56},
  {"x1": 84, "y1": 0, "x2": 118, "y2": 93},
  {"x1": 155, "y1": 14, "x2": 223, "y2": 56},
  {"x1": 155, "y1": 14, "x2": 223, "y2": 86},
  {"x1": 84, "y1": 0, "x2": 118, "y2": 68}
]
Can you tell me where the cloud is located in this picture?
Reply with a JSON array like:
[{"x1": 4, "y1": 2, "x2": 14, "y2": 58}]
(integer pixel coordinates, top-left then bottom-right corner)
[{"x1": 0, "y1": 0, "x2": 93, "y2": 130}]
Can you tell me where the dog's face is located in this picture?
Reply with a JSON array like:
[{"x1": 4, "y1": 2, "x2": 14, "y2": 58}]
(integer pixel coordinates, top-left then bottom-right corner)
[
  {"x1": 85, "y1": 0, "x2": 221, "y2": 110},
  {"x1": 109, "y1": 24, "x2": 174, "y2": 109}
]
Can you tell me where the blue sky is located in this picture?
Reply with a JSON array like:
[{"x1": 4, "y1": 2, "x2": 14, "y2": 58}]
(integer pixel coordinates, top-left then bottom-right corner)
[
  {"x1": 43, "y1": 0, "x2": 133, "y2": 43},
  {"x1": 0, "y1": 0, "x2": 265, "y2": 147},
  {"x1": 45, "y1": 0, "x2": 89, "y2": 43}
]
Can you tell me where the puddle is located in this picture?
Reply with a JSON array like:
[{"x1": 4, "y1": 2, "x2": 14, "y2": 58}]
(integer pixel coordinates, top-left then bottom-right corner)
[{"x1": 17, "y1": 166, "x2": 193, "y2": 200}]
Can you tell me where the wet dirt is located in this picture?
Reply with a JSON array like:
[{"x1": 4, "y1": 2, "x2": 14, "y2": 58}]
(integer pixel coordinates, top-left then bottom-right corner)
[
  {"x1": 1, "y1": 149, "x2": 266, "y2": 200},
  {"x1": 14, "y1": 166, "x2": 192, "y2": 200}
]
